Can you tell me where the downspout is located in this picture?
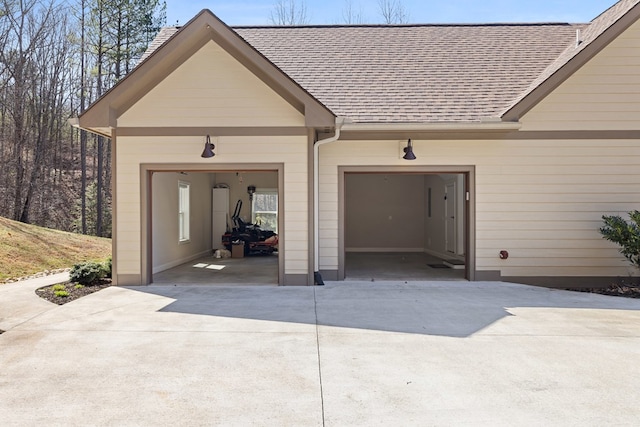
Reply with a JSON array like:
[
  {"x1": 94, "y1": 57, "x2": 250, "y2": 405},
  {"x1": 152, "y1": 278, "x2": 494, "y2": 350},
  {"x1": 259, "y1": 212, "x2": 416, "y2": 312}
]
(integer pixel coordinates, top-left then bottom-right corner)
[{"x1": 313, "y1": 117, "x2": 345, "y2": 285}]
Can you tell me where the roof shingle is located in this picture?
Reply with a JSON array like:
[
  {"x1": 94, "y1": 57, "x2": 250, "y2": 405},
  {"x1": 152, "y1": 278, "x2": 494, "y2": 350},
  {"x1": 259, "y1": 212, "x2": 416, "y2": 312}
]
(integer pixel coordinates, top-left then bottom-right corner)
[
  {"x1": 137, "y1": 0, "x2": 640, "y2": 124},
  {"x1": 235, "y1": 24, "x2": 581, "y2": 123},
  {"x1": 502, "y1": 0, "x2": 640, "y2": 117}
]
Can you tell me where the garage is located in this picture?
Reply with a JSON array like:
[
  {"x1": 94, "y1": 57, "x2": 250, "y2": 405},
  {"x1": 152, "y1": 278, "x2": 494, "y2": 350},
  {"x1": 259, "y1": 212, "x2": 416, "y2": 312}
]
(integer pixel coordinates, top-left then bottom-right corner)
[
  {"x1": 343, "y1": 171, "x2": 469, "y2": 281},
  {"x1": 150, "y1": 169, "x2": 280, "y2": 285}
]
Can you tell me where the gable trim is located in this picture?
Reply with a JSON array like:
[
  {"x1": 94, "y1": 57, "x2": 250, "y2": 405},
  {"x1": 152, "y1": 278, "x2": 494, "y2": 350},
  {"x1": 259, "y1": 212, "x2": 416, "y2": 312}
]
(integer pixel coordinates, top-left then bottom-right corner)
[
  {"x1": 78, "y1": 10, "x2": 335, "y2": 136},
  {"x1": 502, "y1": 2, "x2": 640, "y2": 121},
  {"x1": 338, "y1": 129, "x2": 640, "y2": 141},
  {"x1": 116, "y1": 127, "x2": 309, "y2": 137}
]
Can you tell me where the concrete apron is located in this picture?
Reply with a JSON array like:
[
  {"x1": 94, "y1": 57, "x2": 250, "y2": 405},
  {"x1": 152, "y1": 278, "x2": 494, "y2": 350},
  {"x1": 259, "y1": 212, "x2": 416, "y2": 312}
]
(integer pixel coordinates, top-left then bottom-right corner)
[
  {"x1": 1, "y1": 280, "x2": 640, "y2": 425},
  {"x1": 0, "y1": 272, "x2": 68, "y2": 331}
]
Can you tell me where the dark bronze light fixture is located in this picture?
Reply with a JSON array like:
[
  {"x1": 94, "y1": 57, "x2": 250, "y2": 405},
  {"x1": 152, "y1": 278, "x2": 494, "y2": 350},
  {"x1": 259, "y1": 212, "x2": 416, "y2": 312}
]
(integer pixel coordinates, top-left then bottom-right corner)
[
  {"x1": 247, "y1": 185, "x2": 256, "y2": 201},
  {"x1": 201, "y1": 135, "x2": 215, "y2": 158},
  {"x1": 403, "y1": 139, "x2": 416, "y2": 160}
]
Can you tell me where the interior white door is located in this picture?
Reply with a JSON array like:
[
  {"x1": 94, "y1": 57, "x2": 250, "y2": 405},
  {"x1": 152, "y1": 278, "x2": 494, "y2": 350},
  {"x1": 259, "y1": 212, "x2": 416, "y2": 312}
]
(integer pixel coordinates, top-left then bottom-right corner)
[{"x1": 445, "y1": 182, "x2": 456, "y2": 254}]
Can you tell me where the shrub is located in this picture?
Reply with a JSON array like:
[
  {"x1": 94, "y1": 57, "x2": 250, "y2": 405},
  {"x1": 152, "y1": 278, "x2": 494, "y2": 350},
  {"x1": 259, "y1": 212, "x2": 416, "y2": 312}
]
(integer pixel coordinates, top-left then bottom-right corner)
[
  {"x1": 54, "y1": 290, "x2": 69, "y2": 297},
  {"x1": 600, "y1": 210, "x2": 640, "y2": 270},
  {"x1": 103, "y1": 257, "x2": 112, "y2": 279},
  {"x1": 69, "y1": 261, "x2": 105, "y2": 285},
  {"x1": 52, "y1": 284, "x2": 66, "y2": 291}
]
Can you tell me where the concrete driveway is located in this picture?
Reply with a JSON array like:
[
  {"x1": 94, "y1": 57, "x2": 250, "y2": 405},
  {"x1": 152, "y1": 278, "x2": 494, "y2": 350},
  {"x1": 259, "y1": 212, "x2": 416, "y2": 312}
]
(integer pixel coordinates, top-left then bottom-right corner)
[{"x1": 1, "y1": 279, "x2": 640, "y2": 426}]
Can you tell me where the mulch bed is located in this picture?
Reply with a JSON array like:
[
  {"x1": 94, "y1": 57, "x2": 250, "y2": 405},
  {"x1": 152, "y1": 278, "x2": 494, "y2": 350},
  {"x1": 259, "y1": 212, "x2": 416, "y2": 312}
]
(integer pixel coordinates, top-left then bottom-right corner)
[
  {"x1": 565, "y1": 284, "x2": 640, "y2": 299},
  {"x1": 36, "y1": 279, "x2": 112, "y2": 305}
]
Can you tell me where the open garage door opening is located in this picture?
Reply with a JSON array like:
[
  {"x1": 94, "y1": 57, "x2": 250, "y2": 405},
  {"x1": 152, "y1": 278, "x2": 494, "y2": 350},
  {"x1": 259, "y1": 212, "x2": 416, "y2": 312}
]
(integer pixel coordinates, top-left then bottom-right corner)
[
  {"x1": 343, "y1": 172, "x2": 469, "y2": 281},
  {"x1": 150, "y1": 170, "x2": 280, "y2": 285}
]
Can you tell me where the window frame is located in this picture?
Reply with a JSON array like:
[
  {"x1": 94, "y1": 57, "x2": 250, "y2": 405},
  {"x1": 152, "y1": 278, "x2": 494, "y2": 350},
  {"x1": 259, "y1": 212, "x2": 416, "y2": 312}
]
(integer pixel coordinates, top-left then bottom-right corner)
[
  {"x1": 251, "y1": 188, "x2": 278, "y2": 233},
  {"x1": 178, "y1": 181, "x2": 190, "y2": 243}
]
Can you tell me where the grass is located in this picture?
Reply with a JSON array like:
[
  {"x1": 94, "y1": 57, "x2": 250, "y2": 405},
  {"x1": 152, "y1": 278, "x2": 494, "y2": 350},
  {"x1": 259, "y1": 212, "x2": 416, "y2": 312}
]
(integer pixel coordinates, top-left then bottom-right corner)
[{"x1": 0, "y1": 216, "x2": 111, "y2": 281}]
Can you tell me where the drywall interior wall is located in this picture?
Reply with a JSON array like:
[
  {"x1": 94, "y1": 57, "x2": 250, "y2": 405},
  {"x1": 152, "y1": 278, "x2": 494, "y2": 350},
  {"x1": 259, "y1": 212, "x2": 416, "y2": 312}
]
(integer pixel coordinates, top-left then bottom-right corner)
[
  {"x1": 152, "y1": 172, "x2": 212, "y2": 273},
  {"x1": 345, "y1": 173, "x2": 425, "y2": 251}
]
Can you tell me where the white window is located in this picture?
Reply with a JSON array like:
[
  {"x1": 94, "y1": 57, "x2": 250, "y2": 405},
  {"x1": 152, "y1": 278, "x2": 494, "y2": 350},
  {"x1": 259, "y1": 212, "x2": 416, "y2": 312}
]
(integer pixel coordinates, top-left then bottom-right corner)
[
  {"x1": 251, "y1": 188, "x2": 278, "y2": 232},
  {"x1": 178, "y1": 181, "x2": 190, "y2": 242}
]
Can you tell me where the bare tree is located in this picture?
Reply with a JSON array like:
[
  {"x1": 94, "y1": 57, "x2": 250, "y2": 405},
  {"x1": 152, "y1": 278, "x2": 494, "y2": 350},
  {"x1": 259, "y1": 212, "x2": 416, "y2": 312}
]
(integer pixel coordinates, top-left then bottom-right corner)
[
  {"x1": 0, "y1": 0, "x2": 80, "y2": 227},
  {"x1": 269, "y1": 0, "x2": 309, "y2": 25},
  {"x1": 78, "y1": 0, "x2": 164, "y2": 237},
  {"x1": 20, "y1": 10, "x2": 73, "y2": 224},
  {"x1": 341, "y1": 0, "x2": 365, "y2": 24},
  {"x1": 80, "y1": 0, "x2": 88, "y2": 234},
  {"x1": 0, "y1": 0, "x2": 163, "y2": 234},
  {"x1": 378, "y1": 0, "x2": 408, "y2": 24},
  {"x1": 0, "y1": 0, "x2": 58, "y2": 221}
]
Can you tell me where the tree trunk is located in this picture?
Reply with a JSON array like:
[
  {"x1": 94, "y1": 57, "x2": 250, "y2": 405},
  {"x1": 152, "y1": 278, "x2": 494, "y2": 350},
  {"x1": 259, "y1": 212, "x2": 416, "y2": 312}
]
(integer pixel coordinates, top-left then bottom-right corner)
[
  {"x1": 80, "y1": 0, "x2": 88, "y2": 234},
  {"x1": 96, "y1": 135, "x2": 103, "y2": 236}
]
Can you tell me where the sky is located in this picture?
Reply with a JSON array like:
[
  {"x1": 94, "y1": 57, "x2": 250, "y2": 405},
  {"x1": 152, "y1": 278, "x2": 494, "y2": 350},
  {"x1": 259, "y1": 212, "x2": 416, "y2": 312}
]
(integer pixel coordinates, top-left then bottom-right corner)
[{"x1": 165, "y1": 0, "x2": 620, "y2": 27}]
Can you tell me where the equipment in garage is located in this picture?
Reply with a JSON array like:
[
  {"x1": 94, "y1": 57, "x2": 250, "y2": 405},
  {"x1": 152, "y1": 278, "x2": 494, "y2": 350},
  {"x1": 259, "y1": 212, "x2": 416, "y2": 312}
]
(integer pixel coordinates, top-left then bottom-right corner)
[
  {"x1": 231, "y1": 241, "x2": 245, "y2": 258},
  {"x1": 222, "y1": 199, "x2": 278, "y2": 255}
]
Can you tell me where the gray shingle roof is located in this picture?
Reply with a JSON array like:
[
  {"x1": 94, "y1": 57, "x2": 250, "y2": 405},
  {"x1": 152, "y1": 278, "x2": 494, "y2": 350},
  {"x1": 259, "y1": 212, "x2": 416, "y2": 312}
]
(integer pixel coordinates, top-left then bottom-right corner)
[
  {"x1": 138, "y1": 0, "x2": 640, "y2": 124},
  {"x1": 502, "y1": 0, "x2": 640, "y2": 117},
  {"x1": 140, "y1": 27, "x2": 179, "y2": 62},
  {"x1": 235, "y1": 24, "x2": 581, "y2": 123}
]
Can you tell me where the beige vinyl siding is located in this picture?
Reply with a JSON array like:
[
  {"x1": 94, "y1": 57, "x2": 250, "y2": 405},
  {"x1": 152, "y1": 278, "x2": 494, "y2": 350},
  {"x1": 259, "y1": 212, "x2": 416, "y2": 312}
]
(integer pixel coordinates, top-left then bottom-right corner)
[
  {"x1": 521, "y1": 19, "x2": 640, "y2": 131},
  {"x1": 116, "y1": 135, "x2": 308, "y2": 277},
  {"x1": 319, "y1": 138, "x2": 640, "y2": 278},
  {"x1": 118, "y1": 41, "x2": 304, "y2": 128},
  {"x1": 112, "y1": 35, "x2": 309, "y2": 282}
]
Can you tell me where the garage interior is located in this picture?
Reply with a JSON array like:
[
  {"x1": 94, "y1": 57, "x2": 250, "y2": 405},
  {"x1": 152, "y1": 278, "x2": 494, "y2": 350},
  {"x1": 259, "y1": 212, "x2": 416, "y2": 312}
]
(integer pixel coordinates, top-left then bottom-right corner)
[
  {"x1": 344, "y1": 173, "x2": 467, "y2": 281},
  {"x1": 151, "y1": 170, "x2": 279, "y2": 285},
  {"x1": 149, "y1": 170, "x2": 467, "y2": 285}
]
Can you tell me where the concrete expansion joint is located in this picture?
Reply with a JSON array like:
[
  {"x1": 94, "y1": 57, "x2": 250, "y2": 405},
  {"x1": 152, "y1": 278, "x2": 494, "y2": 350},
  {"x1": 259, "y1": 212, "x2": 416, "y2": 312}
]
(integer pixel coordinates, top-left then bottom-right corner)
[{"x1": 313, "y1": 287, "x2": 326, "y2": 426}]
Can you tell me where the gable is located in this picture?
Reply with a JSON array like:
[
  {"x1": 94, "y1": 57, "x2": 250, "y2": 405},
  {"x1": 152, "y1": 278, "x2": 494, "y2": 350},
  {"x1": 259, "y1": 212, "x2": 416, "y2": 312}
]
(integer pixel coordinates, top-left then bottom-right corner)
[
  {"x1": 77, "y1": 10, "x2": 334, "y2": 137},
  {"x1": 520, "y1": 17, "x2": 640, "y2": 131},
  {"x1": 118, "y1": 41, "x2": 305, "y2": 128}
]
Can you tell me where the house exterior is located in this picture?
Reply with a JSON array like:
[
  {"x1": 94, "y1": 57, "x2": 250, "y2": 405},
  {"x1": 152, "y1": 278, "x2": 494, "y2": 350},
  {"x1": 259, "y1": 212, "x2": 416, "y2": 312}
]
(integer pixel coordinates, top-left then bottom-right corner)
[{"x1": 77, "y1": 0, "x2": 640, "y2": 287}]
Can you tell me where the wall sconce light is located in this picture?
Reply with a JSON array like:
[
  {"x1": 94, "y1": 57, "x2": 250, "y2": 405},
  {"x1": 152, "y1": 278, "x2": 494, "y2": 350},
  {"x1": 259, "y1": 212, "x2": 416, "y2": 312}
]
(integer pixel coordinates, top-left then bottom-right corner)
[
  {"x1": 201, "y1": 135, "x2": 215, "y2": 158},
  {"x1": 247, "y1": 185, "x2": 256, "y2": 201},
  {"x1": 403, "y1": 139, "x2": 416, "y2": 160}
]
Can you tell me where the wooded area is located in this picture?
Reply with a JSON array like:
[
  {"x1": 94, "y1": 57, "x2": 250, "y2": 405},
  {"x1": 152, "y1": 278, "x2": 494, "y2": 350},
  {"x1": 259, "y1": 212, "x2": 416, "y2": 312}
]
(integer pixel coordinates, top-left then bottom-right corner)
[{"x1": 0, "y1": 0, "x2": 166, "y2": 237}]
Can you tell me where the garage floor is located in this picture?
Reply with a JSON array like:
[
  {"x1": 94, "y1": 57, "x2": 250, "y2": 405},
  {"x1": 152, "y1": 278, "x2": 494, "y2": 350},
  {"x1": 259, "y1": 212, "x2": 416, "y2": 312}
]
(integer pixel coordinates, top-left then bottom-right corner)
[
  {"x1": 346, "y1": 252, "x2": 466, "y2": 281},
  {"x1": 153, "y1": 254, "x2": 278, "y2": 285},
  {"x1": 153, "y1": 252, "x2": 464, "y2": 285}
]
